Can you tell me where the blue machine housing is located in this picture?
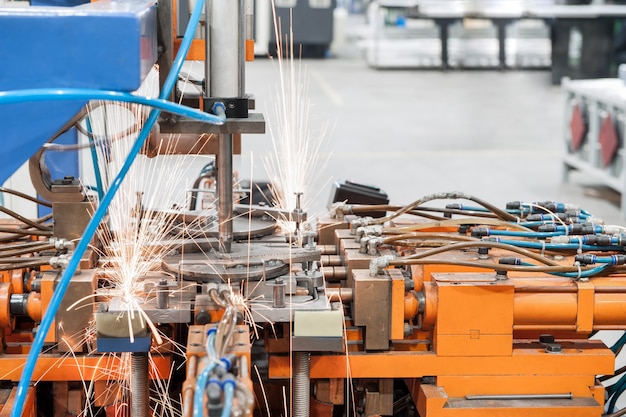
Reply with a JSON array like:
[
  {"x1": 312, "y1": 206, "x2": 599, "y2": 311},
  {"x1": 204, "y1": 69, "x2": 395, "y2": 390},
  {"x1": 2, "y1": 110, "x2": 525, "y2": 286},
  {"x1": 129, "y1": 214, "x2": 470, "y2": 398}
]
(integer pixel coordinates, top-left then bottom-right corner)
[{"x1": 0, "y1": 0, "x2": 158, "y2": 184}]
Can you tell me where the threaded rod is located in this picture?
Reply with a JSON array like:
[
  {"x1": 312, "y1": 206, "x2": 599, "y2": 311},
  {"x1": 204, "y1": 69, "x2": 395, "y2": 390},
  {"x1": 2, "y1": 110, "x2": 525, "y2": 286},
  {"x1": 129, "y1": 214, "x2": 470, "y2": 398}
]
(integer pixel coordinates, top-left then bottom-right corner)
[
  {"x1": 293, "y1": 351, "x2": 310, "y2": 417},
  {"x1": 131, "y1": 352, "x2": 150, "y2": 417}
]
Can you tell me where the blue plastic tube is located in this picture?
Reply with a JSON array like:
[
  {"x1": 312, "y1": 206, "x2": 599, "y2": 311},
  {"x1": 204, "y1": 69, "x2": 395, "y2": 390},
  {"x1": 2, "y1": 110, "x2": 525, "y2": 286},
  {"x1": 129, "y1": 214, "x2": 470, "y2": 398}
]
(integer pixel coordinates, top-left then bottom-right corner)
[
  {"x1": 193, "y1": 361, "x2": 217, "y2": 417},
  {"x1": 11, "y1": 0, "x2": 212, "y2": 415},
  {"x1": 221, "y1": 380, "x2": 236, "y2": 417},
  {"x1": 0, "y1": 88, "x2": 224, "y2": 125},
  {"x1": 496, "y1": 238, "x2": 624, "y2": 253},
  {"x1": 85, "y1": 116, "x2": 104, "y2": 202}
]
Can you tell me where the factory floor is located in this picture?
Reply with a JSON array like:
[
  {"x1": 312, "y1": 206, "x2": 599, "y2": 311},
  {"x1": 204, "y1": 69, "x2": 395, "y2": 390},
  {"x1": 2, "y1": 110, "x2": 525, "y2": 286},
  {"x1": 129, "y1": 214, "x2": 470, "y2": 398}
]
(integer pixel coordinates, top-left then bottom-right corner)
[{"x1": 240, "y1": 14, "x2": 624, "y2": 226}]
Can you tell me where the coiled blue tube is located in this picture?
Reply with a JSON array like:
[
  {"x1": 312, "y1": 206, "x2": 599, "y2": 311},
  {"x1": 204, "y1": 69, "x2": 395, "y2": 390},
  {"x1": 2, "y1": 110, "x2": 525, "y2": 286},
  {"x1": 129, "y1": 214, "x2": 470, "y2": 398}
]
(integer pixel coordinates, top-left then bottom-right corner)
[
  {"x1": 0, "y1": 88, "x2": 224, "y2": 125},
  {"x1": 11, "y1": 0, "x2": 211, "y2": 415}
]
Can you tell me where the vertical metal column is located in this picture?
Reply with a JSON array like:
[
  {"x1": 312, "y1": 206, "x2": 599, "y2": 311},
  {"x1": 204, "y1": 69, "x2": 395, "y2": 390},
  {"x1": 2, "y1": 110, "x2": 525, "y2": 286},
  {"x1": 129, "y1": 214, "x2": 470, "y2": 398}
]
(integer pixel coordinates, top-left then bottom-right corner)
[
  {"x1": 205, "y1": 0, "x2": 246, "y2": 253},
  {"x1": 217, "y1": 134, "x2": 233, "y2": 253}
]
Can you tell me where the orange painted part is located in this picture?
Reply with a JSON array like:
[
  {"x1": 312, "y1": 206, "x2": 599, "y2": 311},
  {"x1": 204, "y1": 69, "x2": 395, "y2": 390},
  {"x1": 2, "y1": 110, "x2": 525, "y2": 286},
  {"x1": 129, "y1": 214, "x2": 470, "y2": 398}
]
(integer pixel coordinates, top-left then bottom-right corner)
[
  {"x1": 0, "y1": 354, "x2": 171, "y2": 382},
  {"x1": 593, "y1": 293, "x2": 626, "y2": 325},
  {"x1": 26, "y1": 292, "x2": 41, "y2": 322},
  {"x1": 391, "y1": 272, "x2": 405, "y2": 340},
  {"x1": 40, "y1": 274, "x2": 55, "y2": 343},
  {"x1": 416, "y1": 384, "x2": 602, "y2": 417},
  {"x1": 246, "y1": 39, "x2": 254, "y2": 61},
  {"x1": 404, "y1": 293, "x2": 419, "y2": 320},
  {"x1": 421, "y1": 274, "x2": 626, "y2": 332},
  {"x1": 411, "y1": 265, "x2": 424, "y2": 291},
  {"x1": 422, "y1": 283, "x2": 438, "y2": 328},
  {"x1": 434, "y1": 280, "x2": 514, "y2": 356},
  {"x1": 438, "y1": 375, "x2": 597, "y2": 398},
  {"x1": 514, "y1": 293, "x2": 577, "y2": 324},
  {"x1": 423, "y1": 263, "x2": 489, "y2": 282},
  {"x1": 268, "y1": 342, "x2": 613, "y2": 379},
  {"x1": 0, "y1": 387, "x2": 36, "y2": 417},
  {"x1": 0, "y1": 283, "x2": 11, "y2": 328},
  {"x1": 174, "y1": 39, "x2": 206, "y2": 61},
  {"x1": 10, "y1": 270, "x2": 23, "y2": 294}
]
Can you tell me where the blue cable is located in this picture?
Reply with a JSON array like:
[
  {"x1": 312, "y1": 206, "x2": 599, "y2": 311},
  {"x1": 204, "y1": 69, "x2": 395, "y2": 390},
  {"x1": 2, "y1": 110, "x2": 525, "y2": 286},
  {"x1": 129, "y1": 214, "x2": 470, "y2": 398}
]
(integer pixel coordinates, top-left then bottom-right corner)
[
  {"x1": 11, "y1": 0, "x2": 211, "y2": 415},
  {"x1": 221, "y1": 379, "x2": 236, "y2": 417},
  {"x1": 0, "y1": 88, "x2": 223, "y2": 125},
  {"x1": 85, "y1": 116, "x2": 104, "y2": 202}
]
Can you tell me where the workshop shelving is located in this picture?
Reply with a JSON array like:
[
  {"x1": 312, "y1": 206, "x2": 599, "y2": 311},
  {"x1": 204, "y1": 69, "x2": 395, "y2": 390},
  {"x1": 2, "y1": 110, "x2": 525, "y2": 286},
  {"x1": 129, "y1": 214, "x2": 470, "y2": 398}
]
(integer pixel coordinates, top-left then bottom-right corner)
[{"x1": 563, "y1": 78, "x2": 626, "y2": 217}]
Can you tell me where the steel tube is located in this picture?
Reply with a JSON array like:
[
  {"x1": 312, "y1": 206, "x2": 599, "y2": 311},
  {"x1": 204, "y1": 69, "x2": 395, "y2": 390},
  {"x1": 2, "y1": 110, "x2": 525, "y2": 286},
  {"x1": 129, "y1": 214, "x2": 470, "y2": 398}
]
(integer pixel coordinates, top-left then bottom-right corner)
[
  {"x1": 209, "y1": 0, "x2": 241, "y2": 97},
  {"x1": 218, "y1": 133, "x2": 233, "y2": 252}
]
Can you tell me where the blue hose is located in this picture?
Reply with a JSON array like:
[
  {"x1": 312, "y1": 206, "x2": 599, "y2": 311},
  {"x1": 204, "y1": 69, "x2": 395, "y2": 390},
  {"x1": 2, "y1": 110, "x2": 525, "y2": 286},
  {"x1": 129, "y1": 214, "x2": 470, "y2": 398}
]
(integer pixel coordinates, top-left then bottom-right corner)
[
  {"x1": 221, "y1": 380, "x2": 236, "y2": 417},
  {"x1": 11, "y1": 0, "x2": 211, "y2": 415},
  {"x1": 514, "y1": 261, "x2": 609, "y2": 279},
  {"x1": 488, "y1": 229, "x2": 563, "y2": 239},
  {"x1": 0, "y1": 88, "x2": 224, "y2": 125},
  {"x1": 206, "y1": 329, "x2": 217, "y2": 361},
  {"x1": 496, "y1": 238, "x2": 624, "y2": 253},
  {"x1": 193, "y1": 361, "x2": 218, "y2": 417},
  {"x1": 85, "y1": 116, "x2": 104, "y2": 202}
]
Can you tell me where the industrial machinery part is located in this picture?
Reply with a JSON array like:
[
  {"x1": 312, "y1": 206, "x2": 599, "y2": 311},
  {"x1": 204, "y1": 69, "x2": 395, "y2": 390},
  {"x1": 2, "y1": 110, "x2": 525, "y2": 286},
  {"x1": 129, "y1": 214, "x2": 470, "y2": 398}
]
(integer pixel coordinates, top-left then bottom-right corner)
[{"x1": 6, "y1": 0, "x2": 626, "y2": 417}]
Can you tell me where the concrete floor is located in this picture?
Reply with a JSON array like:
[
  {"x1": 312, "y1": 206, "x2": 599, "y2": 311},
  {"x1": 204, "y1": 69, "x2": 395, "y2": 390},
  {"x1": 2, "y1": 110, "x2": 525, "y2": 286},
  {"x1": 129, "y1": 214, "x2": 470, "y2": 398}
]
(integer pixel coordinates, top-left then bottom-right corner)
[{"x1": 239, "y1": 24, "x2": 625, "y2": 226}]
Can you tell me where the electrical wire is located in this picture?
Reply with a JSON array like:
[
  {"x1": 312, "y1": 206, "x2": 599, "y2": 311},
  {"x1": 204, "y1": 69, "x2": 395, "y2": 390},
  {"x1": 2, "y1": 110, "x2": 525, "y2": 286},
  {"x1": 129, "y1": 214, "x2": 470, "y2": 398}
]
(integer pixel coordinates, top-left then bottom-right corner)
[{"x1": 10, "y1": 0, "x2": 214, "y2": 414}]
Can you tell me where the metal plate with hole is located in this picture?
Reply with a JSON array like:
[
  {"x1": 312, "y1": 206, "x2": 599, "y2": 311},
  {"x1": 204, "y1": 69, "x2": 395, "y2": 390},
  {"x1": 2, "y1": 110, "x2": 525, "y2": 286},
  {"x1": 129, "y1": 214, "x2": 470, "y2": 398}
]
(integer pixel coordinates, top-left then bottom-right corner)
[
  {"x1": 162, "y1": 242, "x2": 320, "y2": 282},
  {"x1": 169, "y1": 216, "x2": 277, "y2": 240}
]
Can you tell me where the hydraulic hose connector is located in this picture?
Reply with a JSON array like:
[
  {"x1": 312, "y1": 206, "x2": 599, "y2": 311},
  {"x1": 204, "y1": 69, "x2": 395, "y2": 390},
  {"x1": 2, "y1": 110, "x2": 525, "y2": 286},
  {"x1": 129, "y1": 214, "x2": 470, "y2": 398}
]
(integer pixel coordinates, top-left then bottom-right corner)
[{"x1": 369, "y1": 255, "x2": 394, "y2": 276}]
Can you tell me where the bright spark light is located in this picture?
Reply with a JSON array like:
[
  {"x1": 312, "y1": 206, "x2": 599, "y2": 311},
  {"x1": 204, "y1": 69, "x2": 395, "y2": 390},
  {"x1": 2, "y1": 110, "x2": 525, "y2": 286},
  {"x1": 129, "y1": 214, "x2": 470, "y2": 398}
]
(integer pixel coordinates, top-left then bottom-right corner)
[{"x1": 263, "y1": 2, "x2": 332, "y2": 236}]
